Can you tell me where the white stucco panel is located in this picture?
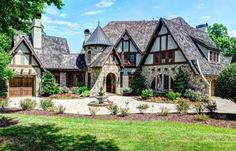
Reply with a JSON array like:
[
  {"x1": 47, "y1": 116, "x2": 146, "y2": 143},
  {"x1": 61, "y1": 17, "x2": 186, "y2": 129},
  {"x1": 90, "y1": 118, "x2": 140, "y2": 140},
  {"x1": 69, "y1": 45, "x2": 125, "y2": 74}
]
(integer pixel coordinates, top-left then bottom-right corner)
[
  {"x1": 144, "y1": 54, "x2": 153, "y2": 64},
  {"x1": 158, "y1": 25, "x2": 168, "y2": 35},
  {"x1": 175, "y1": 50, "x2": 186, "y2": 62}
]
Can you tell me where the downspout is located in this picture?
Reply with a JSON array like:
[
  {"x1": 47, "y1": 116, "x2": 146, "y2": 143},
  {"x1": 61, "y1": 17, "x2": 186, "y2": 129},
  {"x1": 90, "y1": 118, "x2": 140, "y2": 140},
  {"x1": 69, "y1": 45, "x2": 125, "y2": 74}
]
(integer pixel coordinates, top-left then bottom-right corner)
[{"x1": 196, "y1": 60, "x2": 210, "y2": 86}]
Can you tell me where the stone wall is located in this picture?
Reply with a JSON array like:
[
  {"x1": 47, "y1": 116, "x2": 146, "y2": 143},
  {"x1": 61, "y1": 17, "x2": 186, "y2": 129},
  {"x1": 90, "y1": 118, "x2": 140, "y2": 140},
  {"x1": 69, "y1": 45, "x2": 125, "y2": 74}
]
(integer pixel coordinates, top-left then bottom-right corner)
[{"x1": 84, "y1": 46, "x2": 106, "y2": 65}]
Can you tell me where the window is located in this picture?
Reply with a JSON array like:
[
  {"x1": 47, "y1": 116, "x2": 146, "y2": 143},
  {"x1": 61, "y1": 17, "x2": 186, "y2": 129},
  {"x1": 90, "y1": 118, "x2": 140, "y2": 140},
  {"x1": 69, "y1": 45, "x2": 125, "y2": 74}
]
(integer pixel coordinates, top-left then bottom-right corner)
[
  {"x1": 53, "y1": 73, "x2": 60, "y2": 84},
  {"x1": 168, "y1": 51, "x2": 174, "y2": 63},
  {"x1": 163, "y1": 75, "x2": 169, "y2": 90},
  {"x1": 209, "y1": 51, "x2": 219, "y2": 63},
  {"x1": 161, "y1": 52, "x2": 166, "y2": 63},
  {"x1": 153, "y1": 53, "x2": 160, "y2": 64},
  {"x1": 88, "y1": 73, "x2": 91, "y2": 88},
  {"x1": 120, "y1": 72, "x2": 123, "y2": 87},
  {"x1": 129, "y1": 53, "x2": 136, "y2": 64},
  {"x1": 123, "y1": 40, "x2": 129, "y2": 52},
  {"x1": 128, "y1": 73, "x2": 134, "y2": 87}
]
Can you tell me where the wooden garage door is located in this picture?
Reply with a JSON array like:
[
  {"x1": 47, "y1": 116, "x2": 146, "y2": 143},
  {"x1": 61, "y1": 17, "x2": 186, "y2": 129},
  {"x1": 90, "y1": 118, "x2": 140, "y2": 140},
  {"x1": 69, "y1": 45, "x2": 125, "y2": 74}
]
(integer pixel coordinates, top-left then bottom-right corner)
[{"x1": 9, "y1": 77, "x2": 34, "y2": 97}]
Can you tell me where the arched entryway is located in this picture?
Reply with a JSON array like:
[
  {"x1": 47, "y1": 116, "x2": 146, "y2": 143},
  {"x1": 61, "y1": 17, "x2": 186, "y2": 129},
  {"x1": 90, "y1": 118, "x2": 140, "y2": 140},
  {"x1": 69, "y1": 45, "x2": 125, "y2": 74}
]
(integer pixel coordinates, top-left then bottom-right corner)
[{"x1": 106, "y1": 73, "x2": 116, "y2": 93}]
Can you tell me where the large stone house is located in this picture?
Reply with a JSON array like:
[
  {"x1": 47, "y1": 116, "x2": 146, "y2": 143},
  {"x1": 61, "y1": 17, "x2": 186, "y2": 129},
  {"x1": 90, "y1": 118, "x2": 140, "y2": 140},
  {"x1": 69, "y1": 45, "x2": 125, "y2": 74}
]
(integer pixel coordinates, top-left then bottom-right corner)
[{"x1": 8, "y1": 16, "x2": 231, "y2": 97}]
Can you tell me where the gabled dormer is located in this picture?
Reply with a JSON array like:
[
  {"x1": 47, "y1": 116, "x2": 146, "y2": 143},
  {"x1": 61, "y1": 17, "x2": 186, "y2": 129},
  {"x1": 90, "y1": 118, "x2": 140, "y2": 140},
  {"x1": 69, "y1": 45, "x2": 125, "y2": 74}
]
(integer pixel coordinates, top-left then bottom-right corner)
[{"x1": 115, "y1": 30, "x2": 143, "y2": 67}]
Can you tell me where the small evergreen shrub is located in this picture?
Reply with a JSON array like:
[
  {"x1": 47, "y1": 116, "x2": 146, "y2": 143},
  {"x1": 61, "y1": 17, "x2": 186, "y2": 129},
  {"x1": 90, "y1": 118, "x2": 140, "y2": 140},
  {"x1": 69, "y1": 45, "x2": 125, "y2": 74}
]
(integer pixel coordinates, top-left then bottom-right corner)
[
  {"x1": 136, "y1": 104, "x2": 149, "y2": 114},
  {"x1": 89, "y1": 107, "x2": 100, "y2": 116},
  {"x1": 194, "y1": 103, "x2": 205, "y2": 114},
  {"x1": 0, "y1": 80, "x2": 8, "y2": 97},
  {"x1": 166, "y1": 91, "x2": 181, "y2": 101},
  {"x1": 159, "y1": 106, "x2": 170, "y2": 116},
  {"x1": 81, "y1": 90, "x2": 90, "y2": 97},
  {"x1": 215, "y1": 63, "x2": 236, "y2": 102},
  {"x1": 194, "y1": 114, "x2": 209, "y2": 121},
  {"x1": 131, "y1": 68, "x2": 146, "y2": 94},
  {"x1": 59, "y1": 87, "x2": 70, "y2": 94},
  {"x1": 205, "y1": 101, "x2": 217, "y2": 113},
  {"x1": 79, "y1": 86, "x2": 89, "y2": 94},
  {"x1": 20, "y1": 99, "x2": 37, "y2": 110},
  {"x1": 119, "y1": 107, "x2": 129, "y2": 117},
  {"x1": 42, "y1": 71, "x2": 59, "y2": 96},
  {"x1": 71, "y1": 87, "x2": 80, "y2": 94},
  {"x1": 107, "y1": 104, "x2": 119, "y2": 115},
  {"x1": 0, "y1": 98, "x2": 8, "y2": 108},
  {"x1": 56, "y1": 105, "x2": 66, "y2": 114},
  {"x1": 141, "y1": 89, "x2": 153, "y2": 100},
  {"x1": 184, "y1": 89, "x2": 209, "y2": 102},
  {"x1": 172, "y1": 68, "x2": 189, "y2": 94},
  {"x1": 176, "y1": 98, "x2": 189, "y2": 114},
  {"x1": 40, "y1": 99, "x2": 55, "y2": 111}
]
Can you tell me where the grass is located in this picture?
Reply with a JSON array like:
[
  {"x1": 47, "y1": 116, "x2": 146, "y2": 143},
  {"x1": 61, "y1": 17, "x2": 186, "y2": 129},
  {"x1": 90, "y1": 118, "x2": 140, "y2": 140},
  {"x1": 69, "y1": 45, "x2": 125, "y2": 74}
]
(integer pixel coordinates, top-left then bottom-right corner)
[{"x1": 0, "y1": 113, "x2": 236, "y2": 151}]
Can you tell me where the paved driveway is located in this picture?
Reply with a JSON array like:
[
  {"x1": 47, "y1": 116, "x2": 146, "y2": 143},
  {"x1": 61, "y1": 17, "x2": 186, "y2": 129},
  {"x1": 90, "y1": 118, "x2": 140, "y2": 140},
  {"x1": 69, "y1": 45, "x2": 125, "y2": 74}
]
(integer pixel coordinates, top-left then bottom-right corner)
[{"x1": 8, "y1": 96, "x2": 178, "y2": 115}]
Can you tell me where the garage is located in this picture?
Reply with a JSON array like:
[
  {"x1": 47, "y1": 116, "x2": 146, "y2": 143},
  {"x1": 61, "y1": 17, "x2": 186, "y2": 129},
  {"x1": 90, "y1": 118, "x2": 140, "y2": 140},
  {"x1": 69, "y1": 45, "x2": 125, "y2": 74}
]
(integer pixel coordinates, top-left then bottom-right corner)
[{"x1": 9, "y1": 77, "x2": 34, "y2": 97}]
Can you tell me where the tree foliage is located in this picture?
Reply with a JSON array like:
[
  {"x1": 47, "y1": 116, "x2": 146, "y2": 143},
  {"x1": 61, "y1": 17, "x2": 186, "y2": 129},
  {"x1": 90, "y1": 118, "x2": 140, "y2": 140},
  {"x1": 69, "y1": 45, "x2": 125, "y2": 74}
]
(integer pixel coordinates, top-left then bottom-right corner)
[
  {"x1": 131, "y1": 68, "x2": 146, "y2": 94},
  {"x1": 215, "y1": 63, "x2": 236, "y2": 103},
  {"x1": 42, "y1": 71, "x2": 59, "y2": 96},
  {"x1": 172, "y1": 68, "x2": 188, "y2": 94}
]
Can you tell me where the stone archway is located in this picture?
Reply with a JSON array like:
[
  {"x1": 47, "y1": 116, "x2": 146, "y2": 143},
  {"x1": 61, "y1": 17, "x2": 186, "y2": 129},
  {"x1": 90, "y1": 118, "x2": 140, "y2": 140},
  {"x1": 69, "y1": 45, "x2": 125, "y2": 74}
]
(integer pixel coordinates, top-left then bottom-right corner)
[{"x1": 106, "y1": 73, "x2": 116, "y2": 93}]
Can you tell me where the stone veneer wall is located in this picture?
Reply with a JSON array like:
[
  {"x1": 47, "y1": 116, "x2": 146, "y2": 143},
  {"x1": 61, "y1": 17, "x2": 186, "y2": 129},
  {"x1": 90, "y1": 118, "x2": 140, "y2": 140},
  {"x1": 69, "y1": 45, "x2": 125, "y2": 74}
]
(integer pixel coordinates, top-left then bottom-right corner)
[
  {"x1": 84, "y1": 46, "x2": 105, "y2": 65},
  {"x1": 142, "y1": 63, "x2": 210, "y2": 95}
]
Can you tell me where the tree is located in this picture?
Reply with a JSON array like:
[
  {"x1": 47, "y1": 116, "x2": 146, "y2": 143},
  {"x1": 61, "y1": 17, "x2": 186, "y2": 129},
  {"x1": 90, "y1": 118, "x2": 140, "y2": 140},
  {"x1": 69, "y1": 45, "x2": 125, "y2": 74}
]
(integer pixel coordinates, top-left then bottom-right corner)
[
  {"x1": 131, "y1": 68, "x2": 146, "y2": 94},
  {"x1": 172, "y1": 68, "x2": 188, "y2": 94},
  {"x1": 215, "y1": 63, "x2": 236, "y2": 103},
  {"x1": 208, "y1": 23, "x2": 236, "y2": 58},
  {"x1": 42, "y1": 71, "x2": 59, "y2": 96}
]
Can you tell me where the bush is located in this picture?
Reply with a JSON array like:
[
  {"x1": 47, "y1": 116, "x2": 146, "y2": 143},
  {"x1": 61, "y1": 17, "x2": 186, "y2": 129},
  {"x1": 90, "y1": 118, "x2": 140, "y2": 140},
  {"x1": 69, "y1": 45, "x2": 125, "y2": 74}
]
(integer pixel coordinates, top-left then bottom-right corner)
[
  {"x1": 56, "y1": 105, "x2": 66, "y2": 114},
  {"x1": 215, "y1": 63, "x2": 236, "y2": 102},
  {"x1": 205, "y1": 101, "x2": 217, "y2": 113},
  {"x1": 0, "y1": 80, "x2": 8, "y2": 97},
  {"x1": 159, "y1": 106, "x2": 170, "y2": 116},
  {"x1": 42, "y1": 71, "x2": 59, "y2": 96},
  {"x1": 172, "y1": 68, "x2": 189, "y2": 94},
  {"x1": 107, "y1": 104, "x2": 119, "y2": 115},
  {"x1": 141, "y1": 89, "x2": 153, "y2": 100},
  {"x1": 79, "y1": 86, "x2": 89, "y2": 94},
  {"x1": 20, "y1": 99, "x2": 37, "y2": 110},
  {"x1": 71, "y1": 87, "x2": 80, "y2": 94},
  {"x1": 119, "y1": 107, "x2": 129, "y2": 117},
  {"x1": 176, "y1": 98, "x2": 189, "y2": 114},
  {"x1": 184, "y1": 89, "x2": 209, "y2": 102},
  {"x1": 59, "y1": 87, "x2": 70, "y2": 94},
  {"x1": 194, "y1": 103, "x2": 205, "y2": 114},
  {"x1": 89, "y1": 107, "x2": 100, "y2": 116},
  {"x1": 40, "y1": 99, "x2": 55, "y2": 111},
  {"x1": 81, "y1": 90, "x2": 90, "y2": 97},
  {"x1": 136, "y1": 104, "x2": 149, "y2": 114},
  {"x1": 166, "y1": 91, "x2": 181, "y2": 101},
  {"x1": 131, "y1": 68, "x2": 146, "y2": 94},
  {"x1": 194, "y1": 114, "x2": 209, "y2": 121},
  {"x1": 0, "y1": 98, "x2": 8, "y2": 108}
]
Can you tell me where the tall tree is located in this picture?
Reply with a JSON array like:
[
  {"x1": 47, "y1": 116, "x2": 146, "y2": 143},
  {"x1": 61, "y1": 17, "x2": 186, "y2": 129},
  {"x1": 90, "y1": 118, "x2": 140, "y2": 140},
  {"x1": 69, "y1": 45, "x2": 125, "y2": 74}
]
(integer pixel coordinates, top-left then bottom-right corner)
[
  {"x1": 131, "y1": 68, "x2": 146, "y2": 94},
  {"x1": 172, "y1": 68, "x2": 188, "y2": 94}
]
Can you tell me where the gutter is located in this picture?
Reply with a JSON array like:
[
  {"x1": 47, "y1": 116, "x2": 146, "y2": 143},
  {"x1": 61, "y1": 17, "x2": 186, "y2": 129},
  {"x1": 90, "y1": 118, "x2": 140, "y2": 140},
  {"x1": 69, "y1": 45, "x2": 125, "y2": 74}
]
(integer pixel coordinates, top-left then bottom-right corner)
[{"x1": 196, "y1": 59, "x2": 210, "y2": 86}]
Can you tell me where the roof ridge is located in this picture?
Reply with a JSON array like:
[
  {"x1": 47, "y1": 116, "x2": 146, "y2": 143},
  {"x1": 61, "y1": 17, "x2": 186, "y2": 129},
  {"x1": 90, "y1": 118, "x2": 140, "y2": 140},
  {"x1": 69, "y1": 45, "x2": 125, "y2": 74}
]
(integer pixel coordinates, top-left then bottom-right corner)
[{"x1": 108, "y1": 20, "x2": 158, "y2": 24}]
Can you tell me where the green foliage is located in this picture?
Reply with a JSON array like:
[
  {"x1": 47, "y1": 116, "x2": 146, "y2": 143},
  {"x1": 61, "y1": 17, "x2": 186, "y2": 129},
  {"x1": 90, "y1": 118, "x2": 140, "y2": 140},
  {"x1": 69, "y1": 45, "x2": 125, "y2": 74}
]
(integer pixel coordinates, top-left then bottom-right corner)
[
  {"x1": 166, "y1": 91, "x2": 181, "y2": 101},
  {"x1": 176, "y1": 98, "x2": 189, "y2": 114},
  {"x1": 194, "y1": 114, "x2": 209, "y2": 121},
  {"x1": 71, "y1": 87, "x2": 80, "y2": 94},
  {"x1": 215, "y1": 63, "x2": 236, "y2": 102},
  {"x1": 159, "y1": 106, "x2": 170, "y2": 116},
  {"x1": 88, "y1": 107, "x2": 100, "y2": 116},
  {"x1": 20, "y1": 98, "x2": 37, "y2": 110},
  {"x1": 184, "y1": 89, "x2": 209, "y2": 102},
  {"x1": 0, "y1": 98, "x2": 9, "y2": 108},
  {"x1": 42, "y1": 71, "x2": 59, "y2": 96},
  {"x1": 131, "y1": 68, "x2": 146, "y2": 94},
  {"x1": 205, "y1": 101, "x2": 217, "y2": 113},
  {"x1": 119, "y1": 107, "x2": 129, "y2": 117},
  {"x1": 172, "y1": 68, "x2": 188, "y2": 94},
  {"x1": 107, "y1": 104, "x2": 119, "y2": 115},
  {"x1": 194, "y1": 103, "x2": 205, "y2": 114},
  {"x1": 81, "y1": 90, "x2": 90, "y2": 97},
  {"x1": 59, "y1": 87, "x2": 70, "y2": 94},
  {"x1": 136, "y1": 104, "x2": 149, "y2": 114},
  {"x1": 40, "y1": 99, "x2": 55, "y2": 111},
  {"x1": 79, "y1": 86, "x2": 89, "y2": 94},
  {"x1": 0, "y1": 80, "x2": 8, "y2": 97},
  {"x1": 141, "y1": 89, "x2": 153, "y2": 100}
]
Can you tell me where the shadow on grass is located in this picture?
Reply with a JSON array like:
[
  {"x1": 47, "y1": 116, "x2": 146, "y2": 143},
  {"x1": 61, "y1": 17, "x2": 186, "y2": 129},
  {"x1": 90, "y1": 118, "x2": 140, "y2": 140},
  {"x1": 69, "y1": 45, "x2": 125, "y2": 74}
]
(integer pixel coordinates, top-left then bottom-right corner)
[
  {"x1": 0, "y1": 124, "x2": 120, "y2": 151},
  {"x1": 0, "y1": 116, "x2": 18, "y2": 127}
]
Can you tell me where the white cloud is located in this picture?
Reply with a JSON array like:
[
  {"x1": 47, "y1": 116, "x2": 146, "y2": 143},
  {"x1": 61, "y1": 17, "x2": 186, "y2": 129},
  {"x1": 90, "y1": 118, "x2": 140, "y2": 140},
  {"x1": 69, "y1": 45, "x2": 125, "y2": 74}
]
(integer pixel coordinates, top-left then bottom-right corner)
[
  {"x1": 198, "y1": 3, "x2": 205, "y2": 9},
  {"x1": 81, "y1": 10, "x2": 103, "y2": 16},
  {"x1": 45, "y1": 6, "x2": 67, "y2": 18},
  {"x1": 201, "y1": 16, "x2": 212, "y2": 20},
  {"x1": 59, "y1": 13, "x2": 67, "y2": 18},
  {"x1": 229, "y1": 29, "x2": 236, "y2": 37},
  {"x1": 96, "y1": 0, "x2": 115, "y2": 8}
]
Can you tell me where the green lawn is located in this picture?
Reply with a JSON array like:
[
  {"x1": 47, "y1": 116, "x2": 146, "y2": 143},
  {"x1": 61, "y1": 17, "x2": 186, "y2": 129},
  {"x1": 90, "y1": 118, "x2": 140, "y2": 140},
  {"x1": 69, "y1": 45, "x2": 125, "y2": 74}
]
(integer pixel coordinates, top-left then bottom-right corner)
[{"x1": 0, "y1": 114, "x2": 236, "y2": 151}]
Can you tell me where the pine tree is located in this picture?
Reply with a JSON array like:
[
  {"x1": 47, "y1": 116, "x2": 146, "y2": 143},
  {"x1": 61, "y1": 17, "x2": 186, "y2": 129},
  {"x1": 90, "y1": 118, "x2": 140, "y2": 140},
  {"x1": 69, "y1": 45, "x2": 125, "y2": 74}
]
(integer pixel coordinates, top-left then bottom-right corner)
[
  {"x1": 131, "y1": 68, "x2": 146, "y2": 94},
  {"x1": 172, "y1": 68, "x2": 188, "y2": 94},
  {"x1": 42, "y1": 71, "x2": 59, "y2": 96},
  {"x1": 0, "y1": 80, "x2": 8, "y2": 97}
]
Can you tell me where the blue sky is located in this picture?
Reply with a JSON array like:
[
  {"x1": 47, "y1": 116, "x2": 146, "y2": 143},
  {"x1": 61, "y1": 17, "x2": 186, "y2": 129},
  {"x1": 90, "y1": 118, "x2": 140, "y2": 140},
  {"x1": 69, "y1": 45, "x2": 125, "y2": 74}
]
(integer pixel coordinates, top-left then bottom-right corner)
[{"x1": 42, "y1": 0, "x2": 236, "y2": 53}]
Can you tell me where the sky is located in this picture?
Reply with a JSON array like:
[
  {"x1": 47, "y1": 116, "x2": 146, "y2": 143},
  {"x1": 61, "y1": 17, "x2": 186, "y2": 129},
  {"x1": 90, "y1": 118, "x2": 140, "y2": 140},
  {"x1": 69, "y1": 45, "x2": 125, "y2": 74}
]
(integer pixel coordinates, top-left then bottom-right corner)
[{"x1": 42, "y1": 0, "x2": 236, "y2": 53}]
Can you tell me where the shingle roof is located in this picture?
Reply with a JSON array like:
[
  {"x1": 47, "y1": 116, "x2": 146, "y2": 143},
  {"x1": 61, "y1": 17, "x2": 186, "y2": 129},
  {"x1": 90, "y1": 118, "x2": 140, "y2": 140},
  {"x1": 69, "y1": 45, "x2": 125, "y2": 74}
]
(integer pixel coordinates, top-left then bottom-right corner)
[
  {"x1": 103, "y1": 20, "x2": 158, "y2": 51},
  {"x1": 84, "y1": 25, "x2": 112, "y2": 46}
]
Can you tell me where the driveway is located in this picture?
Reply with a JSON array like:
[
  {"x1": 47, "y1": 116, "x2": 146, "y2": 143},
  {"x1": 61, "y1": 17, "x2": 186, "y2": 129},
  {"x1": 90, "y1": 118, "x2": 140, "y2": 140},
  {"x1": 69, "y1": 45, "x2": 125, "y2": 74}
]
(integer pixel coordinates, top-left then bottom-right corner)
[{"x1": 8, "y1": 96, "x2": 178, "y2": 115}]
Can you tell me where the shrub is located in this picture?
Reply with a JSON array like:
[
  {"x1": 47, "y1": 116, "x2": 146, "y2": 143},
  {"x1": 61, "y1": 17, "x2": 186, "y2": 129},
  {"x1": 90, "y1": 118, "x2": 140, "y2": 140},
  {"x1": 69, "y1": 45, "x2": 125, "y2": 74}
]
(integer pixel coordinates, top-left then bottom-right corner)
[
  {"x1": 159, "y1": 106, "x2": 170, "y2": 116},
  {"x1": 81, "y1": 90, "x2": 90, "y2": 97},
  {"x1": 71, "y1": 87, "x2": 80, "y2": 94},
  {"x1": 119, "y1": 107, "x2": 129, "y2": 117},
  {"x1": 215, "y1": 63, "x2": 236, "y2": 102},
  {"x1": 0, "y1": 80, "x2": 8, "y2": 97},
  {"x1": 205, "y1": 101, "x2": 217, "y2": 113},
  {"x1": 89, "y1": 107, "x2": 100, "y2": 116},
  {"x1": 172, "y1": 67, "x2": 189, "y2": 94},
  {"x1": 59, "y1": 87, "x2": 70, "y2": 94},
  {"x1": 136, "y1": 104, "x2": 149, "y2": 114},
  {"x1": 184, "y1": 89, "x2": 209, "y2": 102},
  {"x1": 131, "y1": 68, "x2": 146, "y2": 94},
  {"x1": 194, "y1": 114, "x2": 209, "y2": 121},
  {"x1": 56, "y1": 105, "x2": 66, "y2": 114},
  {"x1": 166, "y1": 91, "x2": 181, "y2": 101},
  {"x1": 42, "y1": 71, "x2": 59, "y2": 96},
  {"x1": 194, "y1": 103, "x2": 205, "y2": 114},
  {"x1": 40, "y1": 99, "x2": 55, "y2": 111},
  {"x1": 20, "y1": 99, "x2": 37, "y2": 110},
  {"x1": 0, "y1": 98, "x2": 8, "y2": 108},
  {"x1": 176, "y1": 98, "x2": 189, "y2": 114},
  {"x1": 107, "y1": 104, "x2": 119, "y2": 115},
  {"x1": 79, "y1": 86, "x2": 89, "y2": 94},
  {"x1": 141, "y1": 89, "x2": 153, "y2": 100}
]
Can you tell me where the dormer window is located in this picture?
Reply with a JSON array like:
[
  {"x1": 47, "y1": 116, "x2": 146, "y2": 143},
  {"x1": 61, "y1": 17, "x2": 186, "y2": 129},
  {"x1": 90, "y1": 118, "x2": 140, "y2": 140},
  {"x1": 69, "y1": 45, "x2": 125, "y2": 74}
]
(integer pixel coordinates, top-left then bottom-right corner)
[
  {"x1": 87, "y1": 51, "x2": 91, "y2": 63},
  {"x1": 209, "y1": 51, "x2": 219, "y2": 63}
]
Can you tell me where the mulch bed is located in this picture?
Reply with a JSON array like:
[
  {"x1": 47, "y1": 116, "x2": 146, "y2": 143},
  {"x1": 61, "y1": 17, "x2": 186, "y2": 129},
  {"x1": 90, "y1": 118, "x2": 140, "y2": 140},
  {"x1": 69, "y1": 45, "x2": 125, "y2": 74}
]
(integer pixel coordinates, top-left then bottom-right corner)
[{"x1": 5, "y1": 109, "x2": 235, "y2": 129}]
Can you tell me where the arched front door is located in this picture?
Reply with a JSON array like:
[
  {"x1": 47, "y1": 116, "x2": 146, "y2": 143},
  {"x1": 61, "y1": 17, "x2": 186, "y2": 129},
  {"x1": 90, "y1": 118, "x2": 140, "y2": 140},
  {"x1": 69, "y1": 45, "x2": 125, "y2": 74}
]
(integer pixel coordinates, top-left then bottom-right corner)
[{"x1": 106, "y1": 73, "x2": 116, "y2": 93}]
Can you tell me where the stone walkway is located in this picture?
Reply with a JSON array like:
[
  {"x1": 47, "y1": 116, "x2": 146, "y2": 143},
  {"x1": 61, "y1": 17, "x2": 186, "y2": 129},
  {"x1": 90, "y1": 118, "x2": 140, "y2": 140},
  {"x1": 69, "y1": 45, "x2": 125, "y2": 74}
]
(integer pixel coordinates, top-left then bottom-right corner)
[{"x1": 212, "y1": 97, "x2": 236, "y2": 114}]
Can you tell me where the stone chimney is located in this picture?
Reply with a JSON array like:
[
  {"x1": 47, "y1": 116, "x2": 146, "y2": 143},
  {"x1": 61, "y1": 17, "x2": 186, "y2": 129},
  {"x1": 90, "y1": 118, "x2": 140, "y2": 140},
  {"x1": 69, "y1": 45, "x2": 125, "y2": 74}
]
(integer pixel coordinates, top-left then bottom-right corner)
[
  {"x1": 196, "y1": 23, "x2": 208, "y2": 32},
  {"x1": 84, "y1": 29, "x2": 91, "y2": 43},
  {"x1": 31, "y1": 14, "x2": 42, "y2": 49}
]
